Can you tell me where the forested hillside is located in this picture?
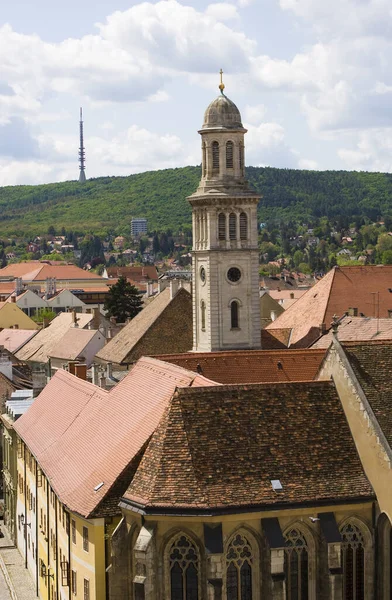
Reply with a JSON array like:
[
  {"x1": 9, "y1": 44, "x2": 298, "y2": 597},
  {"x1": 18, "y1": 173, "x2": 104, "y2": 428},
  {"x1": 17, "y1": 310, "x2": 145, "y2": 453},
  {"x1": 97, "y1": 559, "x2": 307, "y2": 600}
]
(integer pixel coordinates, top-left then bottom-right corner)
[{"x1": 1, "y1": 166, "x2": 392, "y2": 236}]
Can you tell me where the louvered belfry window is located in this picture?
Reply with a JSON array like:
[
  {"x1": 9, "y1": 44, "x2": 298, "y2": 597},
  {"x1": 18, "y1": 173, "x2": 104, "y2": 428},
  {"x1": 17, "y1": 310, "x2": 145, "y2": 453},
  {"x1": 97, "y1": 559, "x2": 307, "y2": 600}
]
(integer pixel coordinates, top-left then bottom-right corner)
[
  {"x1": 212, "y1": 141, "x2": 220, "y2": 172},
  {"x1": 229, "y1": 213, "x2": 237, "y2": 240},
  {"x1": 284, "y1": 528, "x2": 309, "y2": 600},
  {"x1": 230, "y1": 301, "x2": 239, "y2": 329},
  {"x1": 202, "y1": 143, "x2": 206, "y2": 177},
  {"x1": 218, "y1": 213, "x2": 226, "y2": 240},
  {"x1": 226, "y1": 141, "x2": 234, "y2": 169},
  {"x1": 169, "y1": 535, "x2": 199, "y2": 600},
  {"x1": 239, "y1": 212, "x2": 247, "y2": 240}
]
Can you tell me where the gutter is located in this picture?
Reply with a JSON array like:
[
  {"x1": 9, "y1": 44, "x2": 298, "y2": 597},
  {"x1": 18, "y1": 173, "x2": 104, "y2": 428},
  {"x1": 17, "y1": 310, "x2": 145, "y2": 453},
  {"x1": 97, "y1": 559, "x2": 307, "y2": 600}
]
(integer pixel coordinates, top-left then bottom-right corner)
[{"x1": 119, "y1": 494, "x2": 376, "y2": 518}]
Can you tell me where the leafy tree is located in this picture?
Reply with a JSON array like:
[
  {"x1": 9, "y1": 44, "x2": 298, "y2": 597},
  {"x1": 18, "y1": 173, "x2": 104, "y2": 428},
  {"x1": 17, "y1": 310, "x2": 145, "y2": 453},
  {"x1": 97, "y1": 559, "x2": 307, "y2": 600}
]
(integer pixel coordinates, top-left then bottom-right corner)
[
  {"x1": 104, "y1": 276, "x2": 143, "y2": 323},
  {"x1": 382, "y1": 250, "x2": 392, "y2": 265},
  {"x1": 31, "y1": 308, "x2": 57, "y2": 324}
]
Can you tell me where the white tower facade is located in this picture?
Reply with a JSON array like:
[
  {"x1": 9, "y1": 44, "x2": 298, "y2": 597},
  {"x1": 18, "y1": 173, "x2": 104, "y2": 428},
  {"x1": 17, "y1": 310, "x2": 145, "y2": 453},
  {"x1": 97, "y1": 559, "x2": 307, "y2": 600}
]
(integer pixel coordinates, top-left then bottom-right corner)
[{"x1": 188, "y1": 79, "x2": 261, "y2": 352}]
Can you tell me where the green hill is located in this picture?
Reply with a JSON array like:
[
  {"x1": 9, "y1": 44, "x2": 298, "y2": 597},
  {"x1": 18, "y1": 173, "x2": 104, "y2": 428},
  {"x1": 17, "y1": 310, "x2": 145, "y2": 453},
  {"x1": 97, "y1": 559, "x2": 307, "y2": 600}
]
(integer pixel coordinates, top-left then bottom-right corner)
[{"x1": 1, "y1": 166, "x2": 392, "y2": 236}]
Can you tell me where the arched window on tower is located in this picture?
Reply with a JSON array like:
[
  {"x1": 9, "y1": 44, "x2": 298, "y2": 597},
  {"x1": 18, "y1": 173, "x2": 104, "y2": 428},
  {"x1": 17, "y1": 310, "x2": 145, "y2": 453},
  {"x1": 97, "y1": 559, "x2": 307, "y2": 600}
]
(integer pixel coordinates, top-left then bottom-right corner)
[
  {"x1": 229, "y1": 213, "x2": 237, "y2": 240},
  {"x1": 169, "y1": 534, "x2": 200, "y2": 600},
  {"x1": 201, "y1": 301, "x2": 206, "y2": 331},
  {"x1": 230, "y1": 301, "x2": 239, "y2": 329},
  {"x1": 284, "y1": 528, "x2": 309, "y2": 600},
  {"x1": 239, "y1": 142, "x2": 244, "y2": 174},
  {"x1": 218, "y1": 213, "x2": 226, "y2": 241},
  {"x1": 341, "y1": 523, "x2": 365, "y2": 600},
  {"x1": 212, "y1": 141, "x2": 220, "y2": 173},
  {"x1": 239, "y1": 212, "x2": 248, "y2": 240},
  {"x1": 226, "y1": 533, "x2": 252, "y2": 600},
  {"x1": 202, "y1": 143, "x2": 206, "y2": 178},
  {"x1": 226, "y1": 141, "x2": 234, "y2": 169}
]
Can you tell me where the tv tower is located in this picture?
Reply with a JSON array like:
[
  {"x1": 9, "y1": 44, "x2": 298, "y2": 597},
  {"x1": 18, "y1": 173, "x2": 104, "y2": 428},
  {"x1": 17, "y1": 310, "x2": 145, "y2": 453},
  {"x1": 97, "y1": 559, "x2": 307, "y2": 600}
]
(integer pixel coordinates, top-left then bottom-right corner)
[{"x1": 78, "y1": 107, "x2": 86, "y2": 183}]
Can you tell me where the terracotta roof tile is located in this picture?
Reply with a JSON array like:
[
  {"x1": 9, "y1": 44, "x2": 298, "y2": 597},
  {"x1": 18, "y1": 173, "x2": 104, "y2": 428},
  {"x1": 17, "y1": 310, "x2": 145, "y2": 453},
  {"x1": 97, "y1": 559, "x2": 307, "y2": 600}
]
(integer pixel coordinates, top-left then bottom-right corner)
[
  {"x1": 49, "y1": 329, "x2": 100, "y2": 361},
  {"x1": 312, "y1": 316, "x2": 392, "y2": 348},
  {"x1": 152, "y1": 348, "x2": 325, "y2": 384},
  {"x1": 13, "y1": 357, "x2": 218, "y2": 518},
  {"x1": 342, "y1": 340, "x2": 392, "y2": 449},
  {"x1": 124, "y1": 380, "x2": 373, "y2": 512},
  {"x1": 0, "y1": 262, "x2": 104, "y2": 281},
  {"x1": 267, "y1": 266, "x2": 392, "y2": 347},
  {"x1": 0, "y1": 328, "x2": 38, "y2": 353}
]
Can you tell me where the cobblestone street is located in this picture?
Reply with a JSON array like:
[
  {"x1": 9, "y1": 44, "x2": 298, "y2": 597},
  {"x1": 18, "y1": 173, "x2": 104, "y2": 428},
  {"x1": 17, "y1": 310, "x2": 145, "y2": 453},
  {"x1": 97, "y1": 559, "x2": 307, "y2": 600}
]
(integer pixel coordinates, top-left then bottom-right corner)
[{"x1": 0, "y1": 526, "x2": 36, "y2": 600}]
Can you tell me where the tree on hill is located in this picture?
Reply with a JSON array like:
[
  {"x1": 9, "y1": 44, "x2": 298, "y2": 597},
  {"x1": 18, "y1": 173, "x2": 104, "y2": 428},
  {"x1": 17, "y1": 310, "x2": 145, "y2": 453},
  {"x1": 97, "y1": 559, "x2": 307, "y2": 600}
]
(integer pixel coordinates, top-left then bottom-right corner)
[{"x1": 104, "y1": 276, "x2": 144, "y2": 323}]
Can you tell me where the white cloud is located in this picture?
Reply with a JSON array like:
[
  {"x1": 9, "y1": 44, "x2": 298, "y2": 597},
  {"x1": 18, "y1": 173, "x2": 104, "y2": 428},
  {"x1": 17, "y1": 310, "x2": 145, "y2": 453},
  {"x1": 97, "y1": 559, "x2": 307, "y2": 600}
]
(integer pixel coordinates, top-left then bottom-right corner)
[
  {"x1": 244, "y1": 103, "x2": 267, "y2": 125},
  {"x1": 245, "y1": 122, "x2": 299, "y2": 168},
  {"x1": 298, "y1": 158, "x2": 319, "y2": 170},
  {"x1": 338, "y1": 129, "x2": 392, "y2": 172},
  {"x1": 206, "y1": 3, "x2": 239, "y2": 20}
]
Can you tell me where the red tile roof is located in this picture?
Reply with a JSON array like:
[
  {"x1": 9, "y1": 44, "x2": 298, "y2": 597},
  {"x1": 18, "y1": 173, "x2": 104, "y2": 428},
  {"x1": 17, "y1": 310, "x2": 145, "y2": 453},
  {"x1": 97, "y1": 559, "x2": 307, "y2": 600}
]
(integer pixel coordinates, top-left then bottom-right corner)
[
  {"x1": 152, "y1": 348, "x2": 326, "y2": 384},
  {"x1": 13, "y1": 357, "x2": 218, "y2": 518},
  {"x1": 0, "y1": 262, "x2": 104, "y2": 281},
  {"x1": 0, "y1": 328, "x2": 38, "y2": 353},
  {"x1": 267, "y1": 266, "x2": 392, "y2": 347},
  {"x1": 312, "y1": 316, "x2": 392, "y2": 348},
  {"x1": 124, "y1": 381, "x2": 373, "y2": 512},
  {"x1": 107, "y1": 266, "x2": 158, "y2": 281}
]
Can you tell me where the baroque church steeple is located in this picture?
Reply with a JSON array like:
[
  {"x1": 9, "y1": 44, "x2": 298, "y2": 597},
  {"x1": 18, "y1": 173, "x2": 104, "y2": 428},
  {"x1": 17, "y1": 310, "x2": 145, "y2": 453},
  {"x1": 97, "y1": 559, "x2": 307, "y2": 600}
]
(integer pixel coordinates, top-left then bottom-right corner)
[{"x1": 188, "y1": 73, "x2": 261, "y2": 351}]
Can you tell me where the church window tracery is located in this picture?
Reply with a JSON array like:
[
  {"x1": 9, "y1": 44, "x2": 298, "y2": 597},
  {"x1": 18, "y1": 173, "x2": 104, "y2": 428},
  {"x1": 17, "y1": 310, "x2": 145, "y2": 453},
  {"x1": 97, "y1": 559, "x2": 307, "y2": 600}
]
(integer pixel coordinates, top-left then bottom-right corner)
[
  {"x1": 229, "y1": 213, "x2": 237, "y2": 240},
  {"x1": 341, "y1": 523, "x2": 365, "y2": 600},
  {"x1": 240, "y1": 212, "x2": 248, "y2": 240},
  {"x1": 226, "y1": 141, "x2": 234, "y2": 169},
  {"x1": 284, "y1": 528, "x2": 309, "y2": 600},
  {"x1": 230, "y1": 301, "x2": 239, "y2": 329},
  {"x1": 169, "y1": 535, "x2": 199, "y2": 600},
  {"x1": 212, "y1": 141, "x2": 220, "y2": 172},
  {"x1": 218, "y1": 213, "x2": 226, "y2": 240},
  {"x1": 226, "y1": 533, "x2": 253, "y2": 600}
]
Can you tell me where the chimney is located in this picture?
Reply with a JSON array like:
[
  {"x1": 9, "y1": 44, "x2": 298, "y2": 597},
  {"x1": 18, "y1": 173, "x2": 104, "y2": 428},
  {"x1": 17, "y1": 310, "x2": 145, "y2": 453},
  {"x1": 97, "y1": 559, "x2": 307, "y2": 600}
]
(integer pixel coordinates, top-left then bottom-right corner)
[
  {"x1": 109, "y1": 316, "x2": 117, "y2": 326},
  {"x1": 91, "y1": 363, "x2": 100, "y2": 386},
  {"x1": 290, "y1": 292, "x2": 294, "y2": 299},
  {"x1": 320, "y1": 322, "x2": 327, "y2": 334},
  {"x1": 13, "y1": 324, "x2": 19, "y2": 329},
  {"x1": 11, "y1": 296, "x2": 16, "y2": 303},
  {"x1": 32, "y1": 368, "x2": 47, "y2": 396},
  {"x1": 15, "y1": 277, "x2": 23, "y2": 296},
  {"x1": 106, "y1": 362, "x2": 113, "y2": 380},
  {"x1": 45, "y1": 278, "x2": 51, "y2": 299},
  {"x1": 68, "y1": 362, "x2": 77, "y2": 375},
  {"x1": 52, "y1": 277, "x2": 57, "y2": 294},
  {"x1": 107, "y1": 328, "x2": 113, "y2": 340},
  {"x1": 170, "y1": 279, "x2": 179, "y2": 299},
  {"x1": 72, "y1": 310, "x2": 79, "y2": 328},
  {"x1": 74, "y1": 364, "x2": 87, "y2": 381},
  {"x1": 92, "y1": 307, "x2": 100, "y2": 330}
]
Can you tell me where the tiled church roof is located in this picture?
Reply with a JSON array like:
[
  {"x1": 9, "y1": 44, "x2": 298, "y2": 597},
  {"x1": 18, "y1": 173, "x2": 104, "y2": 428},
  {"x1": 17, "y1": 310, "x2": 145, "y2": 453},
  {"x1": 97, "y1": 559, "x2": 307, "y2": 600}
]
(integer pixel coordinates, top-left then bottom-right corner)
[
  {"x1": 124, "y1": 380, "x2": 374, "y2": 513},
  {"x1": 152, "y1": 348, "x2": 326, "y2": 384}
]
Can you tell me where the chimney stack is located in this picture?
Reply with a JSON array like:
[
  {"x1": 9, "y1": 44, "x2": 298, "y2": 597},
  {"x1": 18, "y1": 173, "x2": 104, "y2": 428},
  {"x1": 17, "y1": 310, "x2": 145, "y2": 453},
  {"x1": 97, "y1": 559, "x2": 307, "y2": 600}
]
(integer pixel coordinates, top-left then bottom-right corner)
[
  {"x1": 92, "y1": 307, "x2": 100, "y2": 330},
  {"x1": 170, "y1": 279, "x2": 179, "y2": 299},
  {"x1": 74, "y1": 364, "x2": 87, "y2": 381}
]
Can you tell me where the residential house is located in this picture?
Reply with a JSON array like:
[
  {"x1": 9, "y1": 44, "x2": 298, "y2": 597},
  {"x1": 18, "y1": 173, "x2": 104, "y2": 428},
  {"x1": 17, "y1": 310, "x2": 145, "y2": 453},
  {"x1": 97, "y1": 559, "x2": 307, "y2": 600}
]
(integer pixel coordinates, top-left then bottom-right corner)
[
  {"x1": 95, "y1": 286, "x2": 192, "y2": 367},
  {"x1": 266, "y1": 265, "x2": 392, "y2": 348},
  {"x1": 0, "y1": 300, "x2": 38, "y2": 330}
]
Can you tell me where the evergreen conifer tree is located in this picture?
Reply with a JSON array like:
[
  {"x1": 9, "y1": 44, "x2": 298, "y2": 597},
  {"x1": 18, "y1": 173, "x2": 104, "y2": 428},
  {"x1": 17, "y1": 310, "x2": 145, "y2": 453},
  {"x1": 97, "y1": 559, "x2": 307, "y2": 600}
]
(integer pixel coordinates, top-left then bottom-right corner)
[{"x1": 104, "y1": 276, "x2": 143, "y2": 323}]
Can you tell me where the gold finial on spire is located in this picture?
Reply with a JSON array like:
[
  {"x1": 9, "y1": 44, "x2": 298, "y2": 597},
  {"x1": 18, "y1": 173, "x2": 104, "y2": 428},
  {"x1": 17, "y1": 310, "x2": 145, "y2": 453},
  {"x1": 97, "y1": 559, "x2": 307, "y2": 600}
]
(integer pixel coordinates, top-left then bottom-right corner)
[{"x1": 219, "y1": 68, "x2": 225, "y2": 93}]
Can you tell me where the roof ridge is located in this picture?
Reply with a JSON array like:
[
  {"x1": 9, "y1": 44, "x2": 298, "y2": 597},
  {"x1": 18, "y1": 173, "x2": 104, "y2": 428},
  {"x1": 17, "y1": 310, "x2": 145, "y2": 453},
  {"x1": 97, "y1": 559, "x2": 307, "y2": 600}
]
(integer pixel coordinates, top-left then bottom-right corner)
[{"x1": 176, "y1": 379, "x2": 333, "y2": 396}]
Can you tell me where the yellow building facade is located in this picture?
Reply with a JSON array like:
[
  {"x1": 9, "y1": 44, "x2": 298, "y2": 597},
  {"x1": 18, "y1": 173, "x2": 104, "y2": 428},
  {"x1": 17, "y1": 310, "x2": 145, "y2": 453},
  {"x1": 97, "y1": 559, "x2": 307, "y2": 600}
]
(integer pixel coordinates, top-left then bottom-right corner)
[{"x1": 15, "y1": 437, "x2": 118, "y2": 600}]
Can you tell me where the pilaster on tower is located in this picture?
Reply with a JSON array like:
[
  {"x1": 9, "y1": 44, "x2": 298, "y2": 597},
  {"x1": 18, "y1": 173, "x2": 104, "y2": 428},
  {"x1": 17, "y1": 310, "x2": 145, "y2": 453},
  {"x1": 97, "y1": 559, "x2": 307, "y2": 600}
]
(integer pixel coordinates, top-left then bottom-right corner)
[
  {"x1": 188, "y1": 73, "x2": 261, "y2": 352},
  {"x1": 78, "y1": 107, "x2": 86, "y2": 183}
]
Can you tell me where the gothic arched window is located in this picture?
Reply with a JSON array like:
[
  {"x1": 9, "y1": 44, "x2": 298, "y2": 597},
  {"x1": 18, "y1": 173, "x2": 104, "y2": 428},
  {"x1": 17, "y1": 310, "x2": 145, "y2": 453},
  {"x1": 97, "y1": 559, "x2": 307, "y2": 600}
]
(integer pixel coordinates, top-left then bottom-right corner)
[
  {"x1": 218, "y1": 213, "x2": 226, "y2": 241},
  {"x1": 212, "y1": 141, "x2": 220, "y2": 172},
  {"x1": 229, "y1": 213, "x2": 237, "y2": 240},
  {"x1": 239, "y1": 212, "x2": 248, "y2": 240},
  {"x1": 201, "y1": 301, "x2": 206, "y2": 331},
  {"x1": 341, "y1": 523, "x2": 365, "y2": 600},
  {"x1": 226, "y1": 141, "x2": 234, "y2": 169},
  {"x1": 226, "y1": 533, "x2": 253, "y2": 600},
  {"x1": 231, "y1": 301, "x2": 239, "y2": 329},
  {"x1": 169, "y1": 535, "x2": 199, "y2": 600},
  {"x1": 284, "y1": 528, "x2": 309, "y2": 600},
  {"x1": 239, "y1": 142, "x2": 244, "y2": 173}
]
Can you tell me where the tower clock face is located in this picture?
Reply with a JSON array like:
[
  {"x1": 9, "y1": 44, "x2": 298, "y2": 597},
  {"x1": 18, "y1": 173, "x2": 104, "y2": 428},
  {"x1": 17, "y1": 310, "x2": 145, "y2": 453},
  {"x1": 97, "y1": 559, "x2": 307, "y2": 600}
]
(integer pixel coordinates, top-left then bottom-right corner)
[
  {"x1": 200, "y1": 267, "x2": 206, "y2": 282},
  {"x1": 227, "y1": 267, "x2": 241, "y2": 283}
]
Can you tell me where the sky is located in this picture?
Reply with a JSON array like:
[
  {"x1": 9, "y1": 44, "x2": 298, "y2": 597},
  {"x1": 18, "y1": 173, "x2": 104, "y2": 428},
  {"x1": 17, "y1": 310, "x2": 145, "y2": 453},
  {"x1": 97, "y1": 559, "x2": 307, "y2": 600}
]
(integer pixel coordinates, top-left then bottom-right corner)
[{"x1": 1, "y1": 0, "x2": 392, "y2": 185}]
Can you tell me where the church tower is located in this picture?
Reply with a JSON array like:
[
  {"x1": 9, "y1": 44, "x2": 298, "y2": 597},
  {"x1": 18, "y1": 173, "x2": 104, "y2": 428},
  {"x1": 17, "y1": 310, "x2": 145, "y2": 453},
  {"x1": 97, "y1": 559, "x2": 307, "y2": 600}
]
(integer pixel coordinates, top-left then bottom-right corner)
[{"x1": 188, "y1": 73, "x2": 261, "y2": 352}]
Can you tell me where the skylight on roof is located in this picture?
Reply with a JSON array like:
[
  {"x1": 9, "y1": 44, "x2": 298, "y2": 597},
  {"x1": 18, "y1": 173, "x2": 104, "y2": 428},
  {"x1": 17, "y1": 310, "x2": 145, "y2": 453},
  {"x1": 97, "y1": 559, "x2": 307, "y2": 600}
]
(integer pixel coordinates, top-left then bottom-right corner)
[
  {"x1": 94, "y1": 482, "x2": 104, "y2": 492},
  {"x1": 271, "y1": 479, "x2": 283, "y2": 492}
]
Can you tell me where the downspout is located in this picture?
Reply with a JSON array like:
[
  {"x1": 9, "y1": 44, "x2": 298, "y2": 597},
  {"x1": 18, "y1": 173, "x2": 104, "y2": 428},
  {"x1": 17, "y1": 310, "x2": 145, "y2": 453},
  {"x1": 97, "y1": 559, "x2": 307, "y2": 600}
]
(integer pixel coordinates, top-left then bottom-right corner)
[
  {"x1": 24, "y1": 446, "x2": 27, "y2": 569},
  {"x1": 67, "y1": 512, "x2": 71, "y2": 600},
  {"x1": 35, "y1": 465, "x2": 39, "y2": 597},
  {"x1": 55, "y1": 500, "x2": 59, "y2": 600}
]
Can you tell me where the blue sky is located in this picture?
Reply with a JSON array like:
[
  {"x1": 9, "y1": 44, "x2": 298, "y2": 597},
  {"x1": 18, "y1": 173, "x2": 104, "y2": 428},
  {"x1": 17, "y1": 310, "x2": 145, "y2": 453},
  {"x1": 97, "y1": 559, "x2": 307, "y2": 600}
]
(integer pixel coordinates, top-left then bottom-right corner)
[{"x1": 1, "y1": 0, "x2": 392, "y2": 185}]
